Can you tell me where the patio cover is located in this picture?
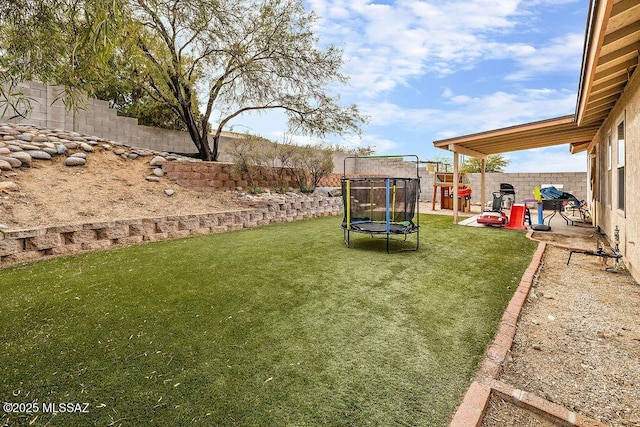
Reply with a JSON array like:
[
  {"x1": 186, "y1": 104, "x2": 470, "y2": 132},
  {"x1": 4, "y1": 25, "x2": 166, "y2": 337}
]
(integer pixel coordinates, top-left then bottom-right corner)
[{"x1": 432, "y1": 115, "x2": 600, "y2": 159}]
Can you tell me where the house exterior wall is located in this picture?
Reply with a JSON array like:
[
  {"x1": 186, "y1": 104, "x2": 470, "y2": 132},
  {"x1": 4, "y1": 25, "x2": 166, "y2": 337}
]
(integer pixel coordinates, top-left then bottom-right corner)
[{"x1": 589, "y1": 67, "x2": 640, "y2": 282}]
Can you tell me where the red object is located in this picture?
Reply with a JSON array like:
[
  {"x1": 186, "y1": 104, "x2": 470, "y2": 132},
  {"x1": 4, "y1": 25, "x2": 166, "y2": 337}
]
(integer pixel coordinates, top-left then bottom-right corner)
[
  {"x1": 505, "y1": 204, "x2": 528, "y2": 230},
  {"x1": 457, "y1": 188, "x2": 472, "y2": 198},
  {"x1": 477, "y1": 211, "x2": 508, "y2": 226}
]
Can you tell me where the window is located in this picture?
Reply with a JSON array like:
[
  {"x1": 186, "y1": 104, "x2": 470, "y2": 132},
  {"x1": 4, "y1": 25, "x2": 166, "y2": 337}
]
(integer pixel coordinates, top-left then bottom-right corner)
[{"x1": 617, "y1": 120, "x2": 625, "y2": 212}]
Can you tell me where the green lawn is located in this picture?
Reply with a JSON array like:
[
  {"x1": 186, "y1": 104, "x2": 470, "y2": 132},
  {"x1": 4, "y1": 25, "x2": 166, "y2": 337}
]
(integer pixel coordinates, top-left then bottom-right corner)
[{"x1": 0, "y1": 215, "x2": 537, "y2": 426}]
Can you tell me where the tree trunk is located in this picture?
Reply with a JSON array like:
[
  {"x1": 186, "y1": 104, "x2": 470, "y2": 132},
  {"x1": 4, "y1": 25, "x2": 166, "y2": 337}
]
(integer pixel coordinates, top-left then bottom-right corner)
[
  {"x1": 211, "y1": 134, "x2": 219, "y2": 161},
  {"x1": 199, "y1": 133, "x2": 214, "y2": 161}
]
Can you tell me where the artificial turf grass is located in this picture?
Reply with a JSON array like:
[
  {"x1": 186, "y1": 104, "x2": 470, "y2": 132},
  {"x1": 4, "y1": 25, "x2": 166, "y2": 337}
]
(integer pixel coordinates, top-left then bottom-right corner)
[{"x1": 0, "y1": 214, "x2": 538, "y2": 426}]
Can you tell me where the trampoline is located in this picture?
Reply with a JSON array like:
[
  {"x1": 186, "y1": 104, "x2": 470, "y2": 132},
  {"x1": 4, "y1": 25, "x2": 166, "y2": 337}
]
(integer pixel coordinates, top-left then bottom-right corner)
[{"x1": 341, "y1": 155, "x2": 420, "y2": 253}]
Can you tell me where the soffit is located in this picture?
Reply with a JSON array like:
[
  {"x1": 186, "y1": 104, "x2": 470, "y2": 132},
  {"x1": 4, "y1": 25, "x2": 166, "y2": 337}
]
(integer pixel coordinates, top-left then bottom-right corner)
[
  {"x1": 433, "y1": 116, "x2": 600, "y2": 159},
  {"x1": 576, "y1": 0, "x2": 640, "y2": 128}
]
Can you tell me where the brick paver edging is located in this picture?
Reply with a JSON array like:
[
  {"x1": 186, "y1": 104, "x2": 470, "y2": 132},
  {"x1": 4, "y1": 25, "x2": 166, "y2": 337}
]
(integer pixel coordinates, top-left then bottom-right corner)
[{"x1": 448, "y1": 233, "x2": 606, "y2": 426}]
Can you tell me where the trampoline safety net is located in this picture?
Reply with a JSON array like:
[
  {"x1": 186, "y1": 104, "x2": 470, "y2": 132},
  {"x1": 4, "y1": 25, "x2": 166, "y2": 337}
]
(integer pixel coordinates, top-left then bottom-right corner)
[{"x1": 341, "y1": 176, "x2": 420, "y2": 253}]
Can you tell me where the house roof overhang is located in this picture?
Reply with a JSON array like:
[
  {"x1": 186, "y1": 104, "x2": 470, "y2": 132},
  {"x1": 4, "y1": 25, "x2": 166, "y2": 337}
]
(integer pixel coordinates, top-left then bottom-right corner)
[
  {"x1": 434, "y1": 0, "x2": 640, "y2": 158},
  {"x1": 433, "y1": 115, "x2": 601, "y2": 159}
]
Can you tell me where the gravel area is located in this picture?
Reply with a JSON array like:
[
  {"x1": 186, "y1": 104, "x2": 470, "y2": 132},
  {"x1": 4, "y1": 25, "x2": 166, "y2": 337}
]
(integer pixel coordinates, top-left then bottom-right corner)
[
  {"x1": 491, "y1": 236, "x2": 640, "y2": 426},
  {"x1": 482, "y1": 394, "x2": 556, "y2": 427}
]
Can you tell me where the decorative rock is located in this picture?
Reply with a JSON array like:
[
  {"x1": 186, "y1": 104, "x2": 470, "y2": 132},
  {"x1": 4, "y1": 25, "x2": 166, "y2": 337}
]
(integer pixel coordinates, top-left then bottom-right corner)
[
  {"x1": 28, "y1": 150, "x2": 52, "y2": 160},
  {"x1": 128, "y1": 153, "x2": 139, "y2": 160},
  {"x1": 152, "y1": 168, "x2": 164, "y2": 177},
  {"x1": 102, "y1": 144, "x2": 111, "y2": 150},
  {"x1": 146, "y1": 176, "x2": 160, "y2": 182},
  {"x1": 150, "y1": 156, "x2": 167, "y2": 166},
  {"x1": 7, "y1": 145, "x2": 22, "y2": 152},
  {"x1": 9, "y1": 152, "x2": 32, "y2": 167},
  {"x1": 0, "y1": 147, "x2": 10, "y2": 155},
  {"x1": 0, "y1": 156, "x2": 22, "y2": 168},
  {"x1": 114, "y1": 149, "x2": 126, "y2": 155},
  {"x1": 42, "y1": 147, "x2": 58, "y2": 156},
  {"x1": 0, "y1": 181, "x2": 20, "y2": 192},
  {"x1": 164, "y1": 189, "x2": 175, "y2": 196},
  {"x1": 0, "y1": 160, "x2": 12, "y2": 171},
  {"x1": 64, "y1": 142, "x2": 79, "y2": 150},
  {"x1": 21, "y1": 144, "x2": 40, "y2": 150},
  {"x1": 65, "y1": 156, "x2": 86, "y2": 166},
  {"x1": 33, "y1": 136, "x2": 49, "y2": 143},
  {"x1": 17, "y1": 134, "x2": 32, "y2": 142},
  {"x1": 70, "y1": 152, "x2": 87, "y2": 159},
  {"x1": 56, "y1": 144, "x2": 68, "y2": 155},
  {"x1": 80, "y1": 142, "x2": 94, "y2": 152}
]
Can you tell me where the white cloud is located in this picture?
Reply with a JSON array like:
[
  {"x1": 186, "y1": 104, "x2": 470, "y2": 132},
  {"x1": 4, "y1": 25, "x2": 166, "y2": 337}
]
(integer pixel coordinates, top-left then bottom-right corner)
[
  {"x1": 223, "y1": 1, "x2": 589, "y2": 173},
  {"x1": 506, "y1": 33, "x2": 585, "y2": 80},
  {"x1": 306, "y1": 0, "x2": 550, "y2": 97},
  {"x1": 360, "y1": 87, "x2": 577, "y2": 137}
]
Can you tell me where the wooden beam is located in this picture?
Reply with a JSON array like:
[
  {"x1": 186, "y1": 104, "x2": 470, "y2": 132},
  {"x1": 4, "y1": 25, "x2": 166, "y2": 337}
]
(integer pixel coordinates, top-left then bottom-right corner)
[
  {"x1": 453, "y1": 152, "x2": 459, "y2": 224},
  {"x1": 446, "y1": 144, "x2": 488, "y2": 160},
  {"x1": 481, "y1": 158, "x2": 486, "y2": 212},
  {"x1": 602, "y1": 20, "x2": 640, "y2": 48}
]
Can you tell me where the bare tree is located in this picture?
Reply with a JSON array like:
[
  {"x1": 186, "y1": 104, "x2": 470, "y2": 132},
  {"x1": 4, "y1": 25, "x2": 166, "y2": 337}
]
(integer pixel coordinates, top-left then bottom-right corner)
[
  {"x1": 131, "y1": 0, "x2": 366, "y2": 160},
  {"x1": 1, "y1": 0, "x2": 367, "y2": 161}
]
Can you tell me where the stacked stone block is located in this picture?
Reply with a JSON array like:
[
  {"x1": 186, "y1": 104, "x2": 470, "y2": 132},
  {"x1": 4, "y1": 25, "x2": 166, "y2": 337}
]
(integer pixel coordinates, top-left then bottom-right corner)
[
  {"x1": 162, "y1": 161, "x2": 299, "y2": 192},
  {"x1": 0, "y1": 196, "x2": 343, "y2": 267}
]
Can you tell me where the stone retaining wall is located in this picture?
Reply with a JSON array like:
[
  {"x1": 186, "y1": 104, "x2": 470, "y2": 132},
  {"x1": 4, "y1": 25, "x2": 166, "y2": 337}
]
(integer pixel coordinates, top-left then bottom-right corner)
[
  {"x1": 163, "y1": 161, "x2": 300, "y2": 192},
  {"x1": 0, "y1": 195, "x2": 342, "y2": 266},
  {"x1": 2, "y1": 81, "x2": 251, "y2": 160}
]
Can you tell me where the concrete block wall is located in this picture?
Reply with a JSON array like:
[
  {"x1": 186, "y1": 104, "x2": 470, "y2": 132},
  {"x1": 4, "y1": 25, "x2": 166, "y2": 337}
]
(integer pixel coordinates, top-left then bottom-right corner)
[
  {"x1": 418, "y1": 171, "x2": 586, "y2": 205},
  {"x1": 322, "y1": 156, "x2": 426, "y2": 187},
  {"x1": 345, "y1": 157, "x2": 420, "y2": 178},
  {"x1": 466, "y1": 172, "x2": 588, "y2": 205},
  {"x1": 2, "y1": 81, "x2": 244, "y2": 157},
  {"x1": 0, "y1": 196, "x2": 343, "y2": 266}
]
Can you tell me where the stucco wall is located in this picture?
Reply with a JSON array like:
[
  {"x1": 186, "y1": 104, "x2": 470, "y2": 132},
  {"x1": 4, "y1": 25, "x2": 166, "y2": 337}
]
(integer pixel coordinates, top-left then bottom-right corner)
[{"x1": 589, "y1": 66, "x2": 640, "y2": 281}]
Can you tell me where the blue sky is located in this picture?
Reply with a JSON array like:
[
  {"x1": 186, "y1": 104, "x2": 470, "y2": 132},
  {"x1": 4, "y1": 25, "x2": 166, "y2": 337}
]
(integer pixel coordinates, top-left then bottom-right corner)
[{"x1": 230, "y1": 0, "x2": 590, "y2": 172}]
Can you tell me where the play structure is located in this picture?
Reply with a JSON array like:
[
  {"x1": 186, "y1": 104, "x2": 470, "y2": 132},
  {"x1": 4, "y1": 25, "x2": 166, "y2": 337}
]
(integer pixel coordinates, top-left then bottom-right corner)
[
  {"x1": 432, "y1": 172, "x2": 471, "y2": 212},
  {"x1": 341, "y1": 155, "x2": 420, "y2": 253}
]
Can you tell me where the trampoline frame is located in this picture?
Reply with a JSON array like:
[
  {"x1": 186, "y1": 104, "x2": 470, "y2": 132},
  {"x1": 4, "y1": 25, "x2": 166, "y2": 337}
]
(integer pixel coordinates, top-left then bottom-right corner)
[{"x1": 341, "y1": 155, "x2": 420, "y2": 253}]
